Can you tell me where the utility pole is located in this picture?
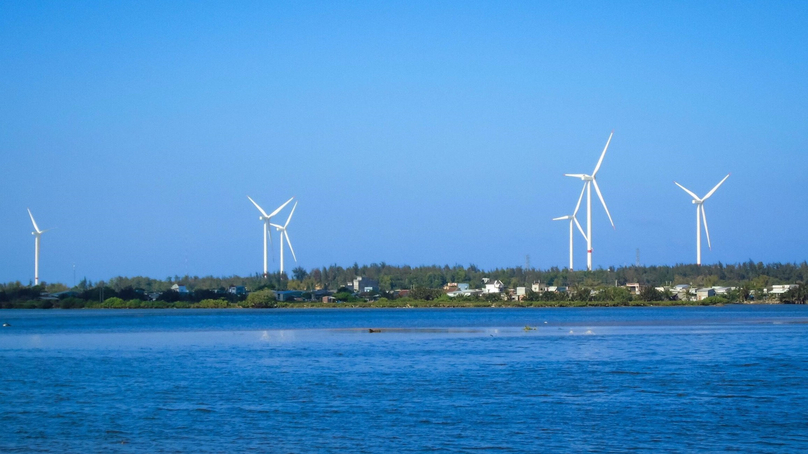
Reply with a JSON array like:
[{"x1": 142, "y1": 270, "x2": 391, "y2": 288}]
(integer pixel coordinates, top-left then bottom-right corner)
[
  {"x1": 525, "y1": 255, "x2": 530, "y2": 271},
  {"x1": 636, "y1": 248, "x2": 640, "y2": 267}
]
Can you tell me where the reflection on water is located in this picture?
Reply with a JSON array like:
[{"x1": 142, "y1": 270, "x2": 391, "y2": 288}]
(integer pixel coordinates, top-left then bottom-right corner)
[{"x1": 1, "y1": 306, "x2": 807, "y2": 452}]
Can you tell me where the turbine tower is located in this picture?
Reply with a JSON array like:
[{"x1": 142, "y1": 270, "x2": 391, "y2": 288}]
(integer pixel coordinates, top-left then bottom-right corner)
[
  {"x1": 553, "y1": 184, "x2": 588, "y2": 270},
  {"x1": 564, "y1": 131, "x2": 616, "y2": 271},
  {"x1": 247, "y1": 196, "x2": 294, "y2": 277},
  {"x1": 27, "y1": 209, "x2": 52, "y2": 286},
  {"x1": 270, "y1": 201, "x2": 298, "y2": 276},
  {"x1": 674, "y1": 174, "x2": 730, "y2": 265}
]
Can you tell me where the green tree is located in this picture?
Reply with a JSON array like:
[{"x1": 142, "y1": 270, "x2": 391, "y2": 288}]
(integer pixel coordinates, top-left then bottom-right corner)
[
  {"x1": 638, "y1": 286, "x2": 664, "y2": 302},
  {"x1": 292, "y1": 267, "x2": 308, "y2": 281},
  {"x1": 244, "y1": 290, "x2": 276, "y2": 308}
]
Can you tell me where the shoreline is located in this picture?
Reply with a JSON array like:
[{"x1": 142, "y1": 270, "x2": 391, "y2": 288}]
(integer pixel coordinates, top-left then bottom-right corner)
[{"x1": 0, "y1": 300, "x2": 788, "y2": 310}]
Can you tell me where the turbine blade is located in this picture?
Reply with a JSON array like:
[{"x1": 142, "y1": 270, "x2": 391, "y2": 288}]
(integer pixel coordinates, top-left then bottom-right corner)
[
  {"x1": 573, "y1": 183, "x2": 586, "y2": 216},
  {"x1": 574, "y1": 217, "x2": 588, "y2": 241},
  {"x1": 703, "y1": 173, "x2": 730, "y2": 200},
  {"x1": 564, "y1": 174, "x2": 586, "y2": 179},
  {"x1": 592, "y1": 131, "x2": 613, "y2": 176},
  {"x1": 268, "y1": 196, "x2": 295, "y2": 218},
  {"x1": 27, "y1": 209, "x2": 40, "y2": 233},
  {"x1": 269, "y1": 223, "x2": 283, "y2": 229},
  {"x1": 674, "y1": 182, "x2": 700, "y2": 201},
  {"x1": 592, "y1": 179, "x2": 615, "y2": 228},
  {"x1": 247, "y1": 196, "x2": 269, "y2": 218},
  {"x1": 284, "y1": 201, "x2": 298, "y2": 228},
  {"x1": 553, "y1": 216, "x2": 571, "y2": 221},
  {"x1": 701, "y1": 204, "x2": 712, "y2": 250},
  {"x1": 285, "y1": 231, "x2": 297, "y2": 262}
]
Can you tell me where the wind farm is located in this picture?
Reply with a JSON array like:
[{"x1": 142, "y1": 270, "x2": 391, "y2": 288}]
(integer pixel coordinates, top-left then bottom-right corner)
[{"x1": 3, "y1": 3, "x2": 808, "y2": 453}]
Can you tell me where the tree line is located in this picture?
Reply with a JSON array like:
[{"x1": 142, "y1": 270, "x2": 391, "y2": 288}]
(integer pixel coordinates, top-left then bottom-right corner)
[{"x1": 1, "y1": 260, "x2": 806, "y2": 308}]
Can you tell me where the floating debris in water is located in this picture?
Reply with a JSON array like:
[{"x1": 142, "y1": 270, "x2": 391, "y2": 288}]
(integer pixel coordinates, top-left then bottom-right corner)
[
  {"x1": 524, "y1": 326, "x2": 536, "y2": 331},
  {"x1": 368, "y1": 329, "x2": 381, "y2": 333}
]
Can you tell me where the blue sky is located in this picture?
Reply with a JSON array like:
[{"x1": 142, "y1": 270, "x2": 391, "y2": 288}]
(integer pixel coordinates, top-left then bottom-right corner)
[{"x1": 1, "y1": 1, "x2": 806, "y2": 284}]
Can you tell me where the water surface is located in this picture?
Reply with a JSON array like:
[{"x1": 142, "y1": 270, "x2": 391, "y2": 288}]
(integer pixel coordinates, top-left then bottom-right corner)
[{"x1": 1, "y1": 306, "x2": 807, "y2": 452}]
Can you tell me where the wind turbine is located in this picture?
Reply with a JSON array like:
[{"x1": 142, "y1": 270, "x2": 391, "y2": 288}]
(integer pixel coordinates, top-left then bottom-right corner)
[
  {"x1": 553, "y1": 184, "x2": 588, "y2": 270},
  {"x1": 247, "y1": 196, "x2": 294, "y2": 277},
  {"x1": 564, "y1": 131, "x2": 616, "y2": 270},
  {"x1": 270, "y1": 201, "x2": 298, "y2": 276},
  {"x1": 27, "y1": 209, "x2": 53, "y2": 286},
  {"x1": 674, "y1": 174, "x2": 730, "y2": 265}
]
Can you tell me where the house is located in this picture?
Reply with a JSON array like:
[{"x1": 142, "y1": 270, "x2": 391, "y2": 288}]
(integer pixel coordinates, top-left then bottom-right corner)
[
  {"x1": 673, "y1": 284, "x2": 692, "y2": 300},
  {"x1": 625, "y1": 283, "x2": 641, "y2": 295},
  {"x1": 228, "y1": 285, "x2": 247, "y2": 296},
  {"x1": 484, "y1": 279, "x2": 505, "y2": 294},
  {"x1": 770, "y1": 284, "x2": 798, "y2": 295},
  {"x1": 695, "y1": 288, "x2": 716, "y2": 300},
  {"x1": 547, "y1": 286, "x2": 567, "y2": 293},
  {"x1": 457, "y1": 283, "x2": 470, "y2": 291},
  {"x1": 515, "y1": 287, "x2": 527, "y2": 301},
  {"x1": 531, "y1": 282, "x2": 546, "y2": 293},
  {"x1": 311, "y1": 289, "x2": 332, "y2": 301},
  {"x1": 712, "y1": 286, "x2": 732, "y2": 295},
  {"x1": 275, "y1": 290, "x2": 303, "y2": 302},
  {"x1": 171, "y1": 284, "x2": 189, "y2": 294},
  {"x1": 322, "y1": 296, "x2": 336, "y2": 303},
  {"x1": 352, "y1": 277, "x2": 379, "y2": 293}
]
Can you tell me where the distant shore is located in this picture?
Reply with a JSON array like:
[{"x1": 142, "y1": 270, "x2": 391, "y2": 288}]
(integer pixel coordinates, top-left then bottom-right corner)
[{"x1": 0, "y1": 299, "x2": 787, "y2": 310}]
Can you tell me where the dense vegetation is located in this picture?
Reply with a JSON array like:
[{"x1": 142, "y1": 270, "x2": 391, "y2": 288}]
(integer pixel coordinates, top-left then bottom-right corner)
[{"x1": 1, "y1": 261, "x2": 806, "y2": 309}]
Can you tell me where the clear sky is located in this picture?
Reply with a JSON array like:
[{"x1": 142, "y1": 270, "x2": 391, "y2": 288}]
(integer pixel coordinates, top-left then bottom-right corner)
[{"x1": 1, "y1": 1, "x2": 806, "y2": 284}]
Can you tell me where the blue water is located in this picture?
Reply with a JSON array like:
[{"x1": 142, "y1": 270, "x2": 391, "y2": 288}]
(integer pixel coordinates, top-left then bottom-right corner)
[{"x1": 1, "y1": 306, "x2": 807, "y2": 452}]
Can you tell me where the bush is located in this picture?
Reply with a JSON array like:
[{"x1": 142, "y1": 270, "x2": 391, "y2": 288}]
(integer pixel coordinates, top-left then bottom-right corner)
[
  {"x1": 59, "y1": 297, "x2": 86, "y2": 309},
  {"x1": 102, "y1": 297, "x2": 126, "y2": 308},
  {"x1": 243, "y1": 290, "x2": 277, "y2": 308},
  {"x1": 639, "y1": 286, "x2": 665, "y2": 302},
  {"x1": 699, "y1": 296, "x2": 729, "y2": 305},
  {"x1": 193, "y1": 299, "x2": 229, "y2": 309}
]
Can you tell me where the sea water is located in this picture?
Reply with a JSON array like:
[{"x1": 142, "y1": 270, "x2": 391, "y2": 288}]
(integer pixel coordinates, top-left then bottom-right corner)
[{"x1": 1, "y1": 306, "x2": 807, "y2": 452}]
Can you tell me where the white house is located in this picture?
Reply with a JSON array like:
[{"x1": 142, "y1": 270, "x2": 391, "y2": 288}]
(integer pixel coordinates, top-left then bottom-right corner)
[
  {"x1": 769, "y1": 284, "x2": 798, "y2": 295},
  {"x1": 531, "y1": 282, "x2": 546, "y2": 293},
  {"x1": 484, "y1": 279, "x2": 505, "y2": 294}
]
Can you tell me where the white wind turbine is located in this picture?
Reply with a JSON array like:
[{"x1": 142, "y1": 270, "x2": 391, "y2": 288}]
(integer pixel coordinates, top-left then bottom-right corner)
[
  {"x1": 28, "y1": 209, "x2": 53, "y2": 286},
  {"x1": 247, "y1": 196, "x2": 294, "y2": 277},
  {"x1": 270, "y1": 201, "x2": 298, "y2": 276},
  {"x1": 564, "y1": 131, "x2": 616, "y2": 271},
  {"x1": 674, "y1": 174, "x2": 730, "y2": 266},
  {"x1": 553, "y1": 184, "x2": 588, "y2": 270}
]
